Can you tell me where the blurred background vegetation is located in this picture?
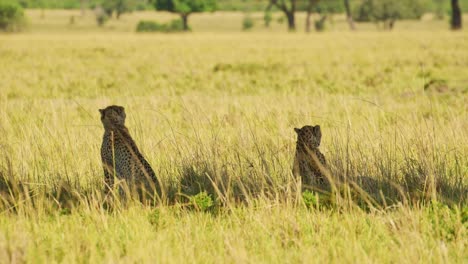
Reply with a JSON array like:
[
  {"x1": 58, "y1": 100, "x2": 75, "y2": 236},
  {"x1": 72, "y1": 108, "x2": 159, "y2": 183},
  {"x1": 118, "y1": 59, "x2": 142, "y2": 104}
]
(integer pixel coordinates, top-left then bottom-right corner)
[{"x1": 0, "y1": 0, "x2": 465, "y2": 32}]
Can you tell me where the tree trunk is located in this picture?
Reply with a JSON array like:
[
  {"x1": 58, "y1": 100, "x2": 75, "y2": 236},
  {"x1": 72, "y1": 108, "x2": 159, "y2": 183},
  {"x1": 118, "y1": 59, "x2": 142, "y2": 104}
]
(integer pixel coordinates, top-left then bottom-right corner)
[
  {"x1": 305, "y1": 11, "x2": 312, "y2": 33},
  {"x1": 268, "y1": 0, "x2": 296, "y2": 31},
  {"x1": 315, "y1": 15, "x2": 327, "y2": 31},
  {"x1": 80, "y1": 0, "x2": 86, "y2": 16},
  {"x1": 285, "y1": 11, "x2": 296, "y2": 31},
  {"x1": 305, "y1": 0, "x2": 315, "y2": 33},
  {"x1": 181, "y1": 14, "x2": 189, "y2": 31},
  {"x1": 343, "y1": 0, "x2": 355, "y2": 30},
  {"x1": 388, "y1": 20, "x2": 395, "y2": 30},
  {"x1": 451, "y1": 0, "x2": 462, "y2": 30}
]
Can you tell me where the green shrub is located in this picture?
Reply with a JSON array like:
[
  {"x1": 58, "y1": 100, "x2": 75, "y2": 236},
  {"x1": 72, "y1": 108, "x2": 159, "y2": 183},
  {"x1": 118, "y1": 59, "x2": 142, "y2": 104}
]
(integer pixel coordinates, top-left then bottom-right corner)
[
  {"x1": 277, "y1": 15, "x2": 284, "y2": 24},
  {"x1": 136, "y1": 19, "x2": 186, "y2": 33},
  {"x1": 354, "y1": 0, "x2": 426, "y2": 29},
  {"x1": 136, "y1": 20, "x2": 165, "y2": 32},
  {"x1": 148, "y1": 208, "x2": 160, "y2": 227},
  {"x1": 190, "y1": 191, "x2": 214, "y2": 212},
  {"x1": 264, "y1": 11, "x2": 272, "y2": 27},
  {"x1": 0, "y1": 1, "x2": 25, "y2": 32},
  {"x1": 314, "y1": 16, "x2": 327, "y2": 32},
  {"x1": 94, "y1": 6, "x2": 109, "y2": 26},
  {"x1": 242, "y1": 14, "x2": 254, "y2": 31},
  {"x1": 302, "y1": 190, "x2": 319, "y2": 208}
]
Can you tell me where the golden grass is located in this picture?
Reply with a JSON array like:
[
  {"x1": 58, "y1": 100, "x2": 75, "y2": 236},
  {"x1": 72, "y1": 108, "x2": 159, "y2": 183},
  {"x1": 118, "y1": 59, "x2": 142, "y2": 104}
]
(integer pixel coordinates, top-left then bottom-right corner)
[{"x1": 0, "y1": 10, "x2": 466, "y2": 263}]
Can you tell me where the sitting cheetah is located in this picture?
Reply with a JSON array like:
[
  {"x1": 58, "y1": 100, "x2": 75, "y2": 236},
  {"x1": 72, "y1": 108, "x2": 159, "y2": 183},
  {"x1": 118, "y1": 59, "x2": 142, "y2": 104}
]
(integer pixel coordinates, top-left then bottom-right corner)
[
  {"x1": 293, "y1": 125, "x2": 327, "y2": 189},
  {"x1": 99, "y1": 105, "x2": 160, "y2": 198}
]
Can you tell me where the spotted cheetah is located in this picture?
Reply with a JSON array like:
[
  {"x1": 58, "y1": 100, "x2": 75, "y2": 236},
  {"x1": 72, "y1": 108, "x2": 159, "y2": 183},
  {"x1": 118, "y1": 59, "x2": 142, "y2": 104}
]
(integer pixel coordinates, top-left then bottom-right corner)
[
  {"x1": 99, "y1": 105, "x2": 160, "y2": 198},
  {"x1": 293, "y1": 125, "x2": 327, "y2": 189}
]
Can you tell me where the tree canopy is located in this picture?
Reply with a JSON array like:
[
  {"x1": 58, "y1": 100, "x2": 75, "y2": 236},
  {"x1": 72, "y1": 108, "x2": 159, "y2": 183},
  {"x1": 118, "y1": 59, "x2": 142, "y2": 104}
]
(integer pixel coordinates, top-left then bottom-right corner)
[
  {"x1": 154, "y1": 0, "x2": 216, "y2": 14},
  {"x1": 153, "y1": 0, "x2": 217, "y2": 30},
  {"x1": 354, "y1": 0, "x2": 426, "y2": 29}
]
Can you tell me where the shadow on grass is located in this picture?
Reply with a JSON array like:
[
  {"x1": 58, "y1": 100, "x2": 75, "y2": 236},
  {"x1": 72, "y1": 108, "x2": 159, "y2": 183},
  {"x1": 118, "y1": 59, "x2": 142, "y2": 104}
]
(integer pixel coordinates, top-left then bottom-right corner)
[{"x1": 0, "y1": 156, "x2": 465, "y2": 214}]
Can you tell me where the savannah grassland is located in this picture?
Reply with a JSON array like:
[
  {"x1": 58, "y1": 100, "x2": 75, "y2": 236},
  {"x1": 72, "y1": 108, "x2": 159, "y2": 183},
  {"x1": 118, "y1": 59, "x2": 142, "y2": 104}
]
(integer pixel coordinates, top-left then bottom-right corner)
[{"x1": 0, "y1": 9, "x2": 467, "y2": 263}]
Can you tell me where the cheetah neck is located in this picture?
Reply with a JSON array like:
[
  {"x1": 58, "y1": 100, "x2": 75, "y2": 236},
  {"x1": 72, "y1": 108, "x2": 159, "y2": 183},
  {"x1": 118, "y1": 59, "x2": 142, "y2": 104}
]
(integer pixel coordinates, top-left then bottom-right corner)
[
  {"x1": 104, "y1": 124, "x2": 129, "y2": 133},
  {"x1": 104, "y1": 124, "x2": 131, "y2": 139},
  {"x1": 296, "y1": 142, "x2": 319, "y2": 153}
]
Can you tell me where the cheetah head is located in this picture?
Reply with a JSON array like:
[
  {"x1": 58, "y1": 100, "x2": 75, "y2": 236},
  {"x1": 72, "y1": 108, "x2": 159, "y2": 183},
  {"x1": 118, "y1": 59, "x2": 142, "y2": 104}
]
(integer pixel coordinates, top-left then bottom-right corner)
[
  {"x1": 294, "y1": 125, "x2": 322, "y2": 148},
  {"x1": 99, "y1": 105, "x2": 126, "y2": 129}
]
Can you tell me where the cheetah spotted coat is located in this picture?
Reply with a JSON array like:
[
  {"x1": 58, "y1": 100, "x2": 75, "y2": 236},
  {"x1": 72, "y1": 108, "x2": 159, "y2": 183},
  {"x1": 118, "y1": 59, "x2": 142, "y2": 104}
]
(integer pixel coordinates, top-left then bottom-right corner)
[
  {"x1": 100, "y1": 106, "x2": 160, "y2": 196},
  {"x1": 293, "y1": 125, "x2": 327, "y2": 188}
]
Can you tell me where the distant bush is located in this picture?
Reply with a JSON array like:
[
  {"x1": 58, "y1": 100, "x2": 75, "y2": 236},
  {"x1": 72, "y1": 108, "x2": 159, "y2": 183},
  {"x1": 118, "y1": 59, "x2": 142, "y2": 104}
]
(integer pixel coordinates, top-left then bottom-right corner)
[
  {"x1": 433, "y1": 0, "x2": 445, "y2": 20},
  {"x1": 136, "y1": 19, "x2": 186, "y2": 33},
  {"x1": 277, "y1": 15, "x2": 284, "y2": 24},
  {"x1": 314, "y1": 16, "x2": 327, "y2": 32},
  {"x1": 0, "y1": 1, "x2": 25, "y2": 32},
  {"x1": 242, "y1": 14, "x2": 254, "y2": 31},
  {"x1": 264, "y1": 11, "x2": 272, "y2": 27},
  {"x1": 94, "y1": 6, "x2": 109, "y2": 26},
  {"x1": 354, "y1": 0, "x2": 426, "y2": 30}
]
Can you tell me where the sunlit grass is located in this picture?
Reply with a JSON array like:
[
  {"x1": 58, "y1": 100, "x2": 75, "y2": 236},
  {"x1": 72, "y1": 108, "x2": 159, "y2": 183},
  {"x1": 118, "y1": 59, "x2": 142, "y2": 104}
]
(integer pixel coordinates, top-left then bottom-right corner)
[{"x1": 0, "y1": 14, "x2": 467, "y2": 263}]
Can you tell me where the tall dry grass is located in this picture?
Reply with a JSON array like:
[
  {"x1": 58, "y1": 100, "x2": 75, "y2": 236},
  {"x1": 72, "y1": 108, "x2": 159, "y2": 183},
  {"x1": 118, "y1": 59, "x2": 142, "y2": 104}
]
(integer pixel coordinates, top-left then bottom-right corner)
[{"x1": 0, "y1": 30, "x2": 466, "y2": 262}]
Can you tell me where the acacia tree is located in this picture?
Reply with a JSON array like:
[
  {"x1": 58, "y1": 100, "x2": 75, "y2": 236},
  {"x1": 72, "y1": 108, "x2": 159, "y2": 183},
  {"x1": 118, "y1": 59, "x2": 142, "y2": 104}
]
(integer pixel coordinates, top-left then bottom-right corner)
[
  {"x1": 154, "y1": 0, "x2": 217, "y2": 31},
  {"x1": 354, "y1": 0, "x2": 425, "y2": 30},
  {"x1": 451, "y1": 0, "x2": 462, "y2": 30},
  {"x1": 306, "y1": 0, "x2": 342, "y2": 32},
  {"x1": 305, "y1": 0, "x2": 319, "y2": 33},
  {"x1": 266, "y1": 0, "x2": 297, "y2": 31},
  {"x1": 101, "y1": 0, "x2": 136, "y2": 19}
]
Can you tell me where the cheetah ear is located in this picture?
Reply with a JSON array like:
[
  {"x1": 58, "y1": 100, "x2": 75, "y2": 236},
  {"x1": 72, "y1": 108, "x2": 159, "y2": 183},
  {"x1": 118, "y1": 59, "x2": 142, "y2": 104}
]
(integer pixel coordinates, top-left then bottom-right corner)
[
  {"x1": 294, "y1": 128, "x2": 300, "y2": 134},
  {"x1": 99, "y1": 109, "x2": 105, "y2": 117}
]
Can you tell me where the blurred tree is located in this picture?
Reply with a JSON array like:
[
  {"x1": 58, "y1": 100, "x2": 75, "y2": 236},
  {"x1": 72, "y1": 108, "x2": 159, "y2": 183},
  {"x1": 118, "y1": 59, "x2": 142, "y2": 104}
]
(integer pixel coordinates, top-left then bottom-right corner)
[
  {"x1": 242, "y1": 13, "x2": 254, "y2": 30},
  {"x1": 305, "y1": 0, "x2": 319, "y2": 33},
  {"x1": 451, "y1": 0, "x2": 462, "y2": 29},
  {"x1": 0, "y1": 0, "x2": 25, "y2": 32},
  {"x1": 264, "y1": 9, "x2": 272, "y2": 27},
  {"x1": 343, "y1": 0, "x2": 354, "y2": 30},
  {"x1": 305, "y1": 0, "x2": 342, "y2": 32},
  {"x1": 266, "y1": 0, "x2": 297, "y2": 31},
  {"x1": 80, "y1": 0, "x2": 88, "y2": 16},
  {"x1": 354, "y1": 0, "x2": 425, "y2": 30},
  {"x1": 101, "y1": 0, "x2": 136, "y2": 19},
  {"x1": 433, "y1": 0, "x2": 445, "y2": 20},
  {"x1": 94, "y1": 4, "x2": 108, "y2": 25},
  {"x1": 153, "y1": 0, "x2": 217, "y2": 31}
]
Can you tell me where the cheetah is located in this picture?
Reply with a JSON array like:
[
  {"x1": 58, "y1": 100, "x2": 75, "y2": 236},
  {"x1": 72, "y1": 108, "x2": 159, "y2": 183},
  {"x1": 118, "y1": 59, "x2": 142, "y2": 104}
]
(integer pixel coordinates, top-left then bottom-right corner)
[
  {"x1": 99, "y1": 105, "x2": 160, "y2": 198},
  {"x1": 293, "y1": 125, "x2": 327, "y2": 189}
]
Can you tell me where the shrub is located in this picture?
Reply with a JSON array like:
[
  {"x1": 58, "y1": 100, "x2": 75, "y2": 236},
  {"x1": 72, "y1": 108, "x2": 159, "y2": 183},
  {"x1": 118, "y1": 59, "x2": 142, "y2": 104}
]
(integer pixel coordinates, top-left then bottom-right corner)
[
  {"x1": 242, "y1": 14, "x2": 254, "y2": 31},
  {"x1": 94, "y1": 6, "x2": 109, "y2": 26},
  {"x1": 302, "y1": 190, "x2": 319, "y2": 208},
  {"x1": 190, "y1": 192, "x2": 214, "y2": 212},
  {"x1": 354, "y1": 0, "x2": 426, "y2": 29},
  {"x1": 148, "y1": 209, "x2": 160, "y2": 227},
  {"x1": 264, "y1": 11, "x2": 272, "y2": 27},
  {"x1": 0, "y1": 1, "x2": 25, "y2": 32},
  {"x1": 136, "y1": 20, "x2": 165, "y2": 32},
  {"x1": 136, "y1": 19, "x2": 186, "y2": 33},
  {"x1": 314, "y1": 16, "x2": 327, "y2": 32},
  {"x1": 433, "y1": 0, "x2": 445, "y2": 20},
  {"x1": 277, "y1": 15, "x2": 285, "y2": 24}
]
